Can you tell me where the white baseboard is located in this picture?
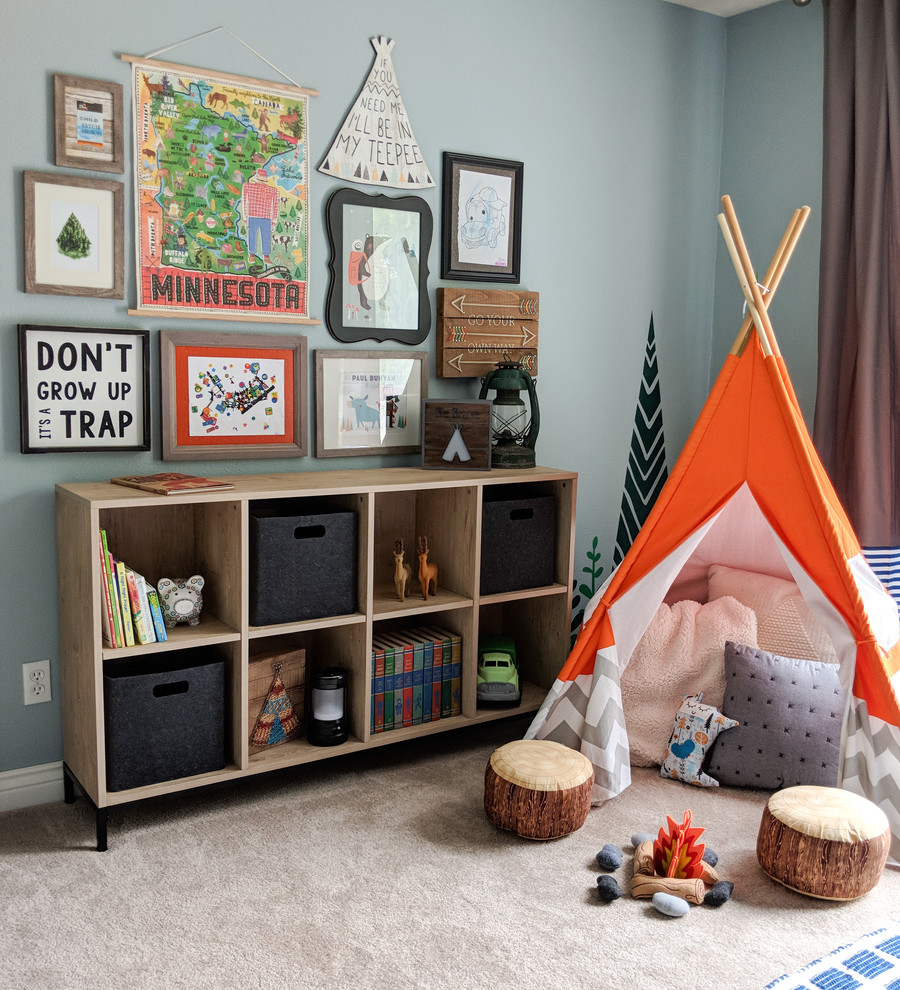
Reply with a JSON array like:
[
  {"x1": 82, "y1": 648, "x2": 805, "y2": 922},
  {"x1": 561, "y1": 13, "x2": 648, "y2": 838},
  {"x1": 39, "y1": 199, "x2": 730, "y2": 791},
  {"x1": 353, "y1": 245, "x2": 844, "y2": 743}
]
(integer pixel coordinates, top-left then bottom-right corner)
[{"x1": 0, "y1": 761, "x2": 65, "y2": 812}]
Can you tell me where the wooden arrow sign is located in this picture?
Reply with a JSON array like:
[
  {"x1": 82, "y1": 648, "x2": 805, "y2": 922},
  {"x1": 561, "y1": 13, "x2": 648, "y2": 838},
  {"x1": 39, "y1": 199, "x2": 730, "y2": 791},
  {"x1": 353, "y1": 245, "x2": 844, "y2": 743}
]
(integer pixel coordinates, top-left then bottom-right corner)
[
  {"x1": 445, "y1": 351, "x2": 537, "y2": 376},
  {"x1": 443, "y1": 322, "x2": 537, "y2": 346},
  {"x1": 437, "y1": 288, "x2": 539, "y2": 378},
  {"x1": 446, "y1": 291, "x2": 539, "y2": 317}
]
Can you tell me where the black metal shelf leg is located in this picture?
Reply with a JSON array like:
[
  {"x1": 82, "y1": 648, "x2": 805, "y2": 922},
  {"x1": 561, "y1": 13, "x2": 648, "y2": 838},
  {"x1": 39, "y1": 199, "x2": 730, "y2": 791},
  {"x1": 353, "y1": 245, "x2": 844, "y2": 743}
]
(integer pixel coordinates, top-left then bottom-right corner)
[{"x1": 62, "y1": 762, "x2": 109, "y2": 851}]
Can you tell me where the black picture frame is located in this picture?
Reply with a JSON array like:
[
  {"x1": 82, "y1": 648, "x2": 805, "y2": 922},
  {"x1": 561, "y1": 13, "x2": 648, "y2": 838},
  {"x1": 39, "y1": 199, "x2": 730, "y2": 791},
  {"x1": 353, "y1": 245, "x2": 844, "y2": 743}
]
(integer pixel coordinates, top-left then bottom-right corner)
[
  {"x1": 18, "y1": 324, "x2": 150, "y2": 453},
  {"x1": 325, "y1": 187, "x2": 432, "y2": 344},
  {"x1": 441, "y1": 152, "x2": 523, "y2": 283}
]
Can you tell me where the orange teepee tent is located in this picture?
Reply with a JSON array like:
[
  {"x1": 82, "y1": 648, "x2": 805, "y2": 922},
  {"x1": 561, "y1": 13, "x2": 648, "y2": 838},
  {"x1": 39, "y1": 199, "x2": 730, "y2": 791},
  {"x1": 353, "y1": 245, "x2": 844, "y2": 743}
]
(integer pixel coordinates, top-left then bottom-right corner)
[{"x1": 527, "y1": 200, "x2": 900, "y2": 862}]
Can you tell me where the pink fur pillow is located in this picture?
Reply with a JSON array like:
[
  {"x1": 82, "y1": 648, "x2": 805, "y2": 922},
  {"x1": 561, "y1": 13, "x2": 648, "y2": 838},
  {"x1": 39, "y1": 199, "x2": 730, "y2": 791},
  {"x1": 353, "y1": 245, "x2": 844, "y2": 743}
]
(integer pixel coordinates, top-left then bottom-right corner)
[{"x1": 621, "y1": 597, "x2": 757, "y2": 767}]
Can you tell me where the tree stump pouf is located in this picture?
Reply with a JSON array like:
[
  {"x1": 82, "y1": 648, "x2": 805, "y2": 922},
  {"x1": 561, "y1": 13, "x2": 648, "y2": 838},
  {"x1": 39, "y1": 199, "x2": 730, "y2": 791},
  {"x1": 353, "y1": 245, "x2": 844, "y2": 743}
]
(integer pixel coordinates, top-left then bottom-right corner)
[
  {"x1": 757, "y1": 785, "x2": 890, "y2": 900},
  {"x1": 484, "y1": 739, "x2": 594, "y2": 839}
]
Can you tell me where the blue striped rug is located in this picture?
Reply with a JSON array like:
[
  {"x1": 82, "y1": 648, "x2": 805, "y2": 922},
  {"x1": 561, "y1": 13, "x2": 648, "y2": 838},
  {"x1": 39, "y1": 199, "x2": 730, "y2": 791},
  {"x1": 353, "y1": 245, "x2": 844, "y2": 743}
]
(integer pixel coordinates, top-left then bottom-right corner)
[{"x1": 765, "y1": 924, "x2": 900, "y2": 990}]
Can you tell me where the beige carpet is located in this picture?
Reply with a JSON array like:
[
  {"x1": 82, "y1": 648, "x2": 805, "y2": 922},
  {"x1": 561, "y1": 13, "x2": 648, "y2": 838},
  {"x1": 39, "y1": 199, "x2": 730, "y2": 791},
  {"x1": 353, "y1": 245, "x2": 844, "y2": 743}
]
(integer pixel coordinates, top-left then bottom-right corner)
[{"x1": 2, "y1": 716, "x2": 898, "y2": 990}]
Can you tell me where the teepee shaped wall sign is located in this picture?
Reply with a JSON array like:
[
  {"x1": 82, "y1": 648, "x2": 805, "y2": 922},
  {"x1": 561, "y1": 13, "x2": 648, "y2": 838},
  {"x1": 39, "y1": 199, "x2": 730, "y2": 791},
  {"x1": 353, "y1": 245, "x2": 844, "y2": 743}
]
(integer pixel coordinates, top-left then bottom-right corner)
[{"x1": 319, "y1": 37, "x2": 434, "y2": 189}]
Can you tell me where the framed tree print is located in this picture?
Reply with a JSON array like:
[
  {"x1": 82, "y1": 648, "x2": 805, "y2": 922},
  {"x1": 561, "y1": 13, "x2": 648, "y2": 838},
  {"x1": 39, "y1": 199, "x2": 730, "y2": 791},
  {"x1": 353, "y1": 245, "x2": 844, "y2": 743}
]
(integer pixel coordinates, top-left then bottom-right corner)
[
  {"x1": 441, "y1": 152, "x2": 523, "y2": 282},
  {"x1": 160, "y1": 330, "x2": 308, "y2": 461},
  {"x1": 24, "y1": 172, "x2": 124, "y2": 298},
  {"x1": 325, "y1": 187, "x2": 432, "y2": 344}
]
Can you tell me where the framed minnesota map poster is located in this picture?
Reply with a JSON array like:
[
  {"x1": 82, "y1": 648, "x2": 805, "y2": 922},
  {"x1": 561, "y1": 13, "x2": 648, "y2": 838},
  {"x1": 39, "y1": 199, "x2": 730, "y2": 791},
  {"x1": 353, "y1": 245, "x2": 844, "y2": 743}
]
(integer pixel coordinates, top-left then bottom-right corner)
[{"x1": 127, "y1": 57, "x2": 316, "y2": 323}]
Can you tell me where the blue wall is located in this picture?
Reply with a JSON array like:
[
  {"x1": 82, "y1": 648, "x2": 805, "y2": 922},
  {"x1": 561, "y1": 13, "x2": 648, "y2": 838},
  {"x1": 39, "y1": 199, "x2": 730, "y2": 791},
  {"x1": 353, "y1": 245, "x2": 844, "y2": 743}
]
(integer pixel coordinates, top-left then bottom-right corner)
[
  {"x1": 0, "y1": 0, "x2": 821, "y2": 777},
  {"x1": 714, "y1": 1, "x2": 824, "y2": 416}
]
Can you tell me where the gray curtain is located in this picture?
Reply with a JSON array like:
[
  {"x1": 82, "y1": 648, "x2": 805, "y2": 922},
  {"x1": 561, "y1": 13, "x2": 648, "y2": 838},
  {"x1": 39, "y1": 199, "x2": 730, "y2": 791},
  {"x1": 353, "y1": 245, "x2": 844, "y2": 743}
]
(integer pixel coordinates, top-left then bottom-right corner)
[{"x1": 813, "y1": 0, "x2": 900, "y2": 574}]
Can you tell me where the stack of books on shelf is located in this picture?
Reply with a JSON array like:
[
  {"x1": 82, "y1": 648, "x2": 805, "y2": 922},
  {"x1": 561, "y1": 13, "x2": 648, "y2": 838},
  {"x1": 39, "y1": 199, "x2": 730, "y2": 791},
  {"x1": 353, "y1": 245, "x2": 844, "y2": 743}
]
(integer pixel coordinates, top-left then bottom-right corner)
[
  {"x1": 98, "y1": 529, "x2": 168, "y2": 648},
  {"x1": 370, "y1": 626, "x2": 461, "y2": 734}
]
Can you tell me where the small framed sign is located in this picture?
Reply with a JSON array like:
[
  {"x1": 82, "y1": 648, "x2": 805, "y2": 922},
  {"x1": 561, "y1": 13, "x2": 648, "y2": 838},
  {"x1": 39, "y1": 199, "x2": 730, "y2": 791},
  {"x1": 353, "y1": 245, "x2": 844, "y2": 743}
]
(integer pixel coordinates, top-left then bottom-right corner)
[
  {"x1": 17, "y1": 324, "x2": 150, "y2": 453},
  {"x1": 422, "y1": 399, "x2": 492, "y2": 471},
  {"x1": 54, "y1": 73, "x2": 125, "y2": 173}
]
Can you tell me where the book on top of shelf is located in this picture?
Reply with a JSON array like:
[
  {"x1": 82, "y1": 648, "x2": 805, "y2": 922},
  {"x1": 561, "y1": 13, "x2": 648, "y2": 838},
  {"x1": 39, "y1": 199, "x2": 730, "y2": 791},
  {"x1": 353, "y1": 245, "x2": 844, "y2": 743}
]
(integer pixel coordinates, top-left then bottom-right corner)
[{"x1": 110, "y1": 473, "x2": 235, "y2": 495}]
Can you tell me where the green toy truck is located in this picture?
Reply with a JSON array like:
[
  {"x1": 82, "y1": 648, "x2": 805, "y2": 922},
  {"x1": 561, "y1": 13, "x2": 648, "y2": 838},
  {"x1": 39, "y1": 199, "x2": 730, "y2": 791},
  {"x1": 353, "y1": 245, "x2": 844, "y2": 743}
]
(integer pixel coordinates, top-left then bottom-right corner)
[{"x1": 477, "y1": 634, "x2": 520, "y2": 703}]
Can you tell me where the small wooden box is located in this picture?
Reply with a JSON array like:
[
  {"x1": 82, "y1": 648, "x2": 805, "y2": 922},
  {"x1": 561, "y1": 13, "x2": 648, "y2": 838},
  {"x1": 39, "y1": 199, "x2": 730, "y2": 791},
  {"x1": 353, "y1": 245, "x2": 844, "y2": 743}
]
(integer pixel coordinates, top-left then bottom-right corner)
[{"x1": 248, "y1": 648, "x2": 305, "y2": 752}]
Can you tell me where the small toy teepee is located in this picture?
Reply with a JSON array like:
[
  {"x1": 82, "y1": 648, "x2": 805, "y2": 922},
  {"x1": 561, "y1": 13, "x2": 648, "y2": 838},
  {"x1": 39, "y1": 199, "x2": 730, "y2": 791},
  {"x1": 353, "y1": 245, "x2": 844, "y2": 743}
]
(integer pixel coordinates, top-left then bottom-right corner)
[
  {"x1": 251, "y1": 662, "x2": 300, "y2": 747},
  {"x1": 318, "y1": 37, "x2": 435, "y2": 188}
]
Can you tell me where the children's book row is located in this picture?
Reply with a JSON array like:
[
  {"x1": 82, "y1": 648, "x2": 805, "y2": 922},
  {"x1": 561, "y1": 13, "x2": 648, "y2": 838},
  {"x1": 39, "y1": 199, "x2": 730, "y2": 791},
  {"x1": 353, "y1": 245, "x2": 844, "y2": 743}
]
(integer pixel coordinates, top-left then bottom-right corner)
[
  {"x1": 371, "y1": 626, "x2": 462, "y2": 734},
  {"x1": 98, "y1": 529, "x2": 168, "y2": 648}
]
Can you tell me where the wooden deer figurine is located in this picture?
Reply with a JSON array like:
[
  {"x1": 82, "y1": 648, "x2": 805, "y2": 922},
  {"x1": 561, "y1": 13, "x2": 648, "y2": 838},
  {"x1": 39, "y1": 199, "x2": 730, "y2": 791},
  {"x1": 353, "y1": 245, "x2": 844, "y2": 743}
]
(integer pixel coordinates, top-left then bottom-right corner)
[
  {"x1": 417, "y1": 536, "x2": 438, "y2": 602},
  {"x1": 392, "y1": 539, "x2": 412, "y2": 602}
]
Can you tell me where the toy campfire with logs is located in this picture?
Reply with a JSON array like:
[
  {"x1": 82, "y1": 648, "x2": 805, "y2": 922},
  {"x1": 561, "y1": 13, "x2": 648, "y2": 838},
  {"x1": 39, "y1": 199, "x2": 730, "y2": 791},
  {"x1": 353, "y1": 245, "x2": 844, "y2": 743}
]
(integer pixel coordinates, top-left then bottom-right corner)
[{"x1": 633, "y1": 810, "x2": 721, "y2": 905}]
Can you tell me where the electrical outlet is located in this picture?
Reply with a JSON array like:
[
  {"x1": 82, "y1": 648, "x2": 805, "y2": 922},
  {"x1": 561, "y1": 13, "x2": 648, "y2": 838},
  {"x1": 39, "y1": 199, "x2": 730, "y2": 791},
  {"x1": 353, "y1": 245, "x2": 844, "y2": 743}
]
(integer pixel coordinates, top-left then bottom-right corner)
[{"x1": 23, "y1": 660, "x2": 52, "y2": 706}]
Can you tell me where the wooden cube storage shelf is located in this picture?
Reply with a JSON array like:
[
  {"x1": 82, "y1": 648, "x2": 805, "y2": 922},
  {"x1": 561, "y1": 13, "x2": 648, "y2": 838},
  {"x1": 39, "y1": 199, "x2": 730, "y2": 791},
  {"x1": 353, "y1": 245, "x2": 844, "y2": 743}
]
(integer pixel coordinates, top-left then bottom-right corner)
[{"x1": 56, "y1": 465, "x2": 576, "y2": 850}]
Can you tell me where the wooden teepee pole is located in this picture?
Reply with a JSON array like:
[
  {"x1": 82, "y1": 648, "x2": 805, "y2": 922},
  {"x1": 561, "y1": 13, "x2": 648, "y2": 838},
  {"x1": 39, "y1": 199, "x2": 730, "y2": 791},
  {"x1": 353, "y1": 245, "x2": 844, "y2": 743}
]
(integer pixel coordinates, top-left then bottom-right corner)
[
  {"x1": 720, "y1": 195, "x2": 782, "y2": 355},
  {"x1": 728, "y1": 205, "x2": 811, "y2": 356},
  {"x1": 717, "y1": 212, "x2": 773, "y2": 357}
]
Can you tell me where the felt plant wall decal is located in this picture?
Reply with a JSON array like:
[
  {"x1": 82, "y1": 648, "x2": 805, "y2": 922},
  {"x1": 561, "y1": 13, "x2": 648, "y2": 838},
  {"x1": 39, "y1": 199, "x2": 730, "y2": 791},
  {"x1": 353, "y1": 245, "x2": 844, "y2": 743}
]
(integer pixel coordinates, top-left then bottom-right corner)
[{"x1": 652, "y1": 810, "x2": 706, "y2": 880}]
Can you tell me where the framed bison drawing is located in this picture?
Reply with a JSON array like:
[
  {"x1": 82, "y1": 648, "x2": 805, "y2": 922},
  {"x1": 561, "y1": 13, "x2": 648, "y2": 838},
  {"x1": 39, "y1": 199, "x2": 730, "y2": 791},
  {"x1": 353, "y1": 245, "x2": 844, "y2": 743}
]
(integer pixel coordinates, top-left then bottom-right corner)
[
  {"x1": 314, "y1": 349, "x2": 427, "y2": 457},
  {"x1": 441, "y1": 152, "x2": 523, "y2": 283}
]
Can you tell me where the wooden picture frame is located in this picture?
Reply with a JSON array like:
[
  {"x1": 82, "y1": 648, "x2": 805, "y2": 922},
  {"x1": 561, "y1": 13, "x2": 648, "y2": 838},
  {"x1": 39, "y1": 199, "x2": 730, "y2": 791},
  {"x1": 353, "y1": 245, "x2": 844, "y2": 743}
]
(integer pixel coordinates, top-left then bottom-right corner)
[
  {"x1": 18, "y1": 324, "x2": 150, "y2": 453},
  {"x1": 422, "y1": 400, "x2": 492, "y2": 471},
  {"x1": 315, "y1": 349, "x2": 428, "y2": 457},
  {"x1": 54, "y1": 73, "x2": 125, "y2": 173},
  {"x1": 441, "y1": 152, "x2": 523, "y2": 283},
  {"x1": 325, "y1": 187, "x2": 432, "y2": 344},
  {"x1": 160, "y1": 330, "x2": 308, "y2": 461},
  {"x1": 24, "y1": 171, "x2": 124, "y2": 298}
]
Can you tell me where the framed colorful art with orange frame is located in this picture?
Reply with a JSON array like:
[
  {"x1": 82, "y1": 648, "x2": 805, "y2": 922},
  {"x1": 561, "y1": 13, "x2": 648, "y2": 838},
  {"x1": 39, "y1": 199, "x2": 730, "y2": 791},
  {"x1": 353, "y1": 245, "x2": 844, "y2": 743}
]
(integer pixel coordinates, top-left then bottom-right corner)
[{"x1": 159, "y1": 330, "x2": 307, "y2": 461}]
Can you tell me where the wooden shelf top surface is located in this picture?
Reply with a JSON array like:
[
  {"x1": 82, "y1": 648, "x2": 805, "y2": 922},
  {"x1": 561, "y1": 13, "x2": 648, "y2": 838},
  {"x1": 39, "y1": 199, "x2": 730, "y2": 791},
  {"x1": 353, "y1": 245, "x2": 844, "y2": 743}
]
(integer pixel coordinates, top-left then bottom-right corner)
[{"x1": 56, "y1": 465, "x2": 577, "y2": 506}]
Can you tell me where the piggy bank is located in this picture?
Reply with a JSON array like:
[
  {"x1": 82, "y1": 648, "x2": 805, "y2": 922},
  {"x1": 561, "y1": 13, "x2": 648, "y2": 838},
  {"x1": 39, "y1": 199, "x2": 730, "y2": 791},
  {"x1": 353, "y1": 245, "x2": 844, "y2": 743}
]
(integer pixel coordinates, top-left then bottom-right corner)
[{"x1": 156, "y1": 575, "x2": 205, "y2": 628}]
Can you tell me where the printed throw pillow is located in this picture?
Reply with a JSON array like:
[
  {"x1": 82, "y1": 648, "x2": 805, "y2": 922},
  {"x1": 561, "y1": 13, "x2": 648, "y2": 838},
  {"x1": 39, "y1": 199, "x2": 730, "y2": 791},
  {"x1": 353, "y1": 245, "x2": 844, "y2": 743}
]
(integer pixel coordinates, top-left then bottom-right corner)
[
  {"x1": 704, "y1": 641, "x2": 845, "y2": 789},
  {"x1": 660, "y1": 693, "x2": 738, "y2": 788}
]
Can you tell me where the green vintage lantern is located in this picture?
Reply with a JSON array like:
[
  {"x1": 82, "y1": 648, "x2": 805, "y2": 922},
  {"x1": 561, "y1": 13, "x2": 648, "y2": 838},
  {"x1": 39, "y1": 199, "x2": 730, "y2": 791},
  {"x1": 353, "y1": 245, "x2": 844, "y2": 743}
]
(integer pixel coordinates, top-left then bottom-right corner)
[{"x1": 478, "y1": 357, "x2": 540, "y2": 469}]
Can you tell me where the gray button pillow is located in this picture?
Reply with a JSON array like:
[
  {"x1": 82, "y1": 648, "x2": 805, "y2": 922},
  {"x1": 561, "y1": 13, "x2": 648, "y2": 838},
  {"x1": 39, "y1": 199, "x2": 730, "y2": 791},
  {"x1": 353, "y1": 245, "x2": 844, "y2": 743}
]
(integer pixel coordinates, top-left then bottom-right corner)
[{"x1": 704, "y1": 641, "x2": 845, "y2": 789}]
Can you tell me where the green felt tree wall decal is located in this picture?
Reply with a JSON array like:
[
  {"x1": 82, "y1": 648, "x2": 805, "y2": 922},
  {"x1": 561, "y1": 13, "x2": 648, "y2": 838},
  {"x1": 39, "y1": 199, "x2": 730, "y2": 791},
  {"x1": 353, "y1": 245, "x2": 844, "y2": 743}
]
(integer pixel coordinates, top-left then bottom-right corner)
[{"x1": 614, "y1": 313, "x2": 667, "y2": 566}]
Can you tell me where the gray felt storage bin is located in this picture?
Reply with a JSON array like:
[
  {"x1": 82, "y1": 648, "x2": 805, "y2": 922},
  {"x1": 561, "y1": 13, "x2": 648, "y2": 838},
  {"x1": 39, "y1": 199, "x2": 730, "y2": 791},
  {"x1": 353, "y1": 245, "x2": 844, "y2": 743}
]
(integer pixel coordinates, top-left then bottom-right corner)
[
  {"x1": 249, "y1": 502, "x2": 357, "y2": 625},
  {"x1": 104, "y1": 652, "x2": 225, "y2": 791},
  {"x1": 480, "y1": 492, "x2": 557, "y2": 594}
]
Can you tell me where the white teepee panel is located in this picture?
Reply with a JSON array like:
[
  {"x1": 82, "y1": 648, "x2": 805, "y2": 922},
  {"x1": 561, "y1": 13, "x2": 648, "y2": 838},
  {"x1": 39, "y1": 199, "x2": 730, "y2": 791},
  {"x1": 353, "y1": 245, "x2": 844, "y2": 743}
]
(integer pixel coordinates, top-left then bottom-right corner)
[{"x1": 318, "y1": 37, "x2": 434, "y2": 189}]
